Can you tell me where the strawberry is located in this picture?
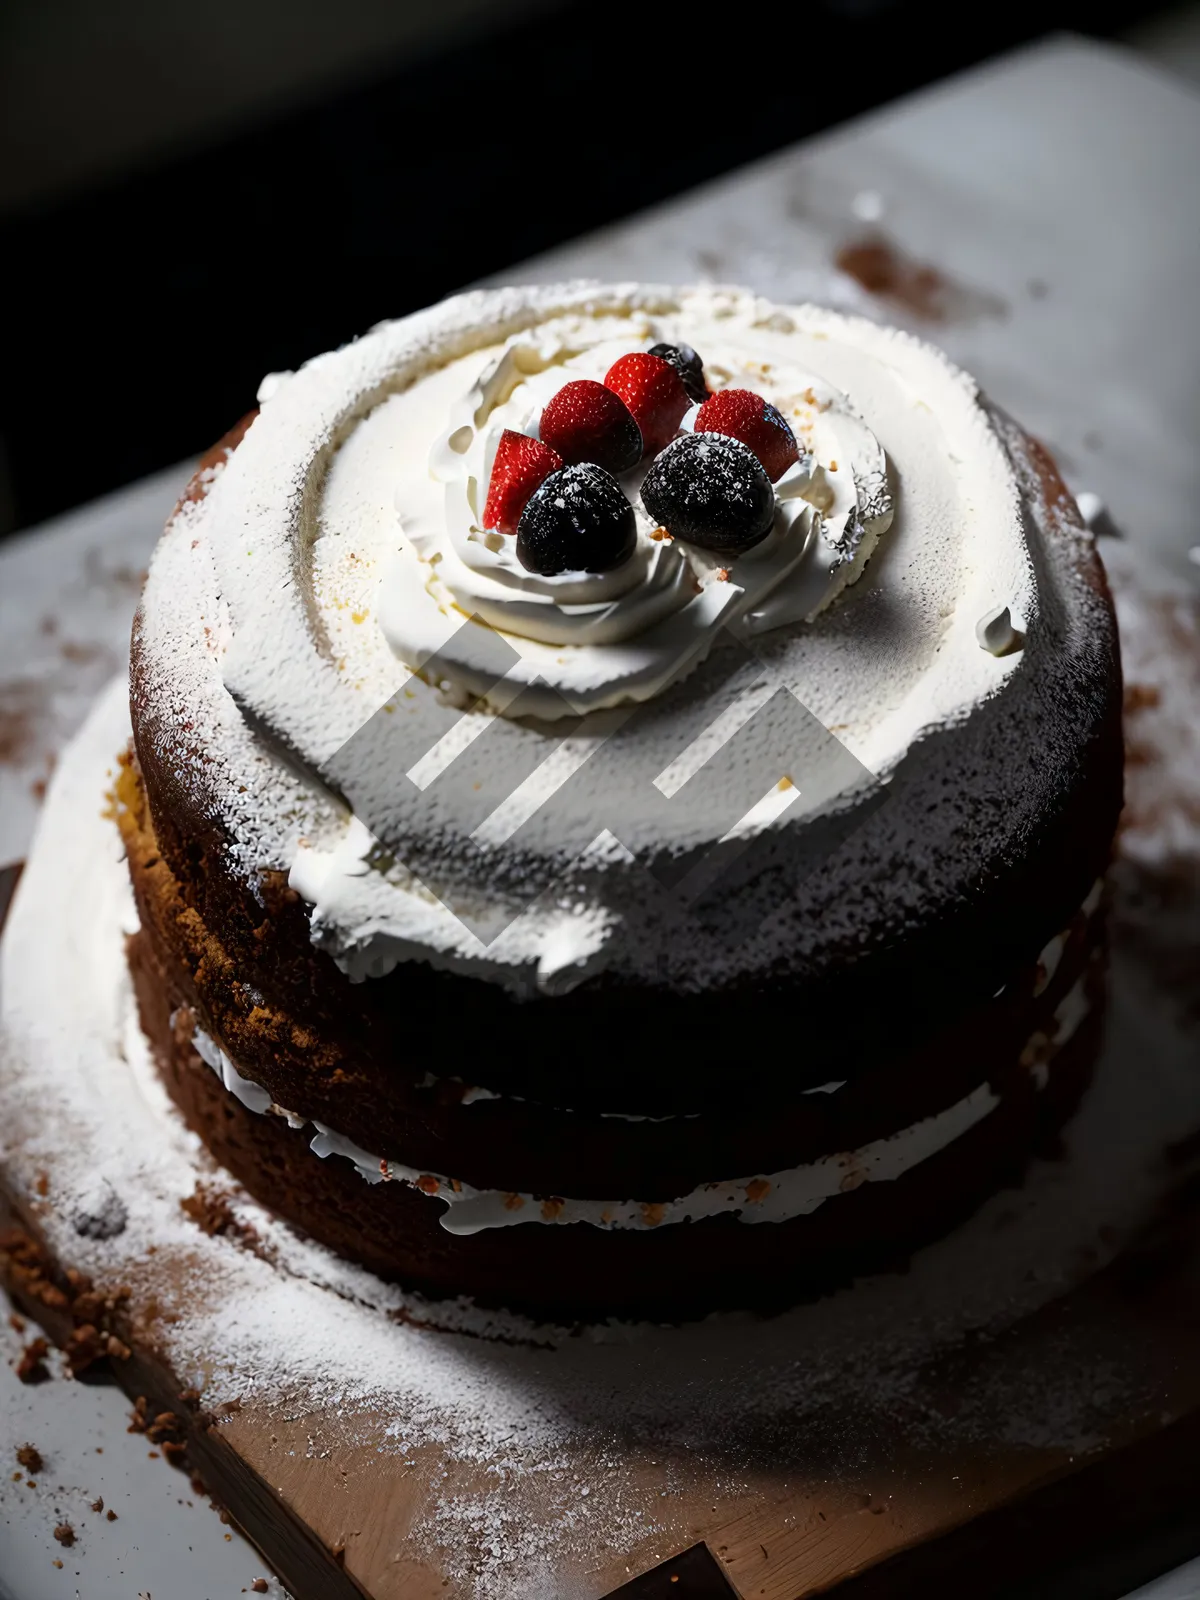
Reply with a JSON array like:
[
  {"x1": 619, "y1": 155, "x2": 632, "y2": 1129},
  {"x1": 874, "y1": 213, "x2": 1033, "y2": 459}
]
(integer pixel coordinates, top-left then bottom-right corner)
[
  {"x1": 483, "y1": 430, "x2": 563, "y2": 535},
  {"x1": 695, "y1": 388, "x2": 799, "y2": 482},
  {"x1": 539, "y1": 380, "x2": 642, "y2": 475},
  {"x1": 604, "y1": 352, "x2": 691, "y2": 456}
]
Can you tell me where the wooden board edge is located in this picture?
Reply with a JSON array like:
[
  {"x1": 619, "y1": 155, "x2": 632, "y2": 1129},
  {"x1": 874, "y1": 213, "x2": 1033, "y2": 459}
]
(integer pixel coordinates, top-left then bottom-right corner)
[{"x1": 0, "y1": 1191, "x2": 365, "y2": 1600}]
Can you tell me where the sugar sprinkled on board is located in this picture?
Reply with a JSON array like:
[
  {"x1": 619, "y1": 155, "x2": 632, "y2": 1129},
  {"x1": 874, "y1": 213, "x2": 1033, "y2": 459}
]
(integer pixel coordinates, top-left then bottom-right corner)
[{"x1": 2, "y1": 555, "x2": 1199, "y2": 1596}]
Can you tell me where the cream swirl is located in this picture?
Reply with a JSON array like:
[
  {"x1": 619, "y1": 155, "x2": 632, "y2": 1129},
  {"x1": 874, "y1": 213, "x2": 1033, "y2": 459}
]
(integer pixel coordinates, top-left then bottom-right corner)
[
  {"x1": 184, "y1": 285, "x2": 1065, "y2": 996},
  {"x1": 378, "y1": 317, "x2": 893, "y2": 716}
]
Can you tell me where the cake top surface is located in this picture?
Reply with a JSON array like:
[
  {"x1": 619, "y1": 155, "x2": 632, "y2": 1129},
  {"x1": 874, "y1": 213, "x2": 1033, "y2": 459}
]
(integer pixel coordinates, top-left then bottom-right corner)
[{"x1": 133, "y1": 283, "x2": 1114, "y2": 996}]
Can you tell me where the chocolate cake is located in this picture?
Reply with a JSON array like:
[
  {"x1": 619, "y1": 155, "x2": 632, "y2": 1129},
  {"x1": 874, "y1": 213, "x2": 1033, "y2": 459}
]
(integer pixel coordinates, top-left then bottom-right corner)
[{"x1": 119, "y1": 285, "x2": 1122, "y2": 1320}]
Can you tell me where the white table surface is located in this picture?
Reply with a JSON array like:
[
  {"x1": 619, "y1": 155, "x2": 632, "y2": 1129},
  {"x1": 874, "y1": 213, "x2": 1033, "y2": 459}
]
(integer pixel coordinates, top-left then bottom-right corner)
[{"x1": 2, "y1": 32, "x2": 1199, "y2": 1600}]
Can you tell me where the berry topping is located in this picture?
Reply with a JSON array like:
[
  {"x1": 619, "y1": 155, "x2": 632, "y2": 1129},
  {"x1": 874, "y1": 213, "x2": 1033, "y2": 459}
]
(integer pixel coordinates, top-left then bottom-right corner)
[
  {"x1": 695, "y1": 388, "x2": 800, "y2": 482},
  {"x1": 640, "y1": 434, "x2": 775, "y2": 556},
  {"x1": 516, "y1": 463, "x2": 638, "y2": 575},
  {"x1": 539, "y1": 380, "x2": 642, "y2": 475},
  {"x1": 603, "y1": 352, "x2": 690, "y2": 456},
  {"x1": 483, "y1": 430, "x2": 564, "y2": 535},
  {"x1": 648, "y1": 341, "x2": 709, "y2": 403}
]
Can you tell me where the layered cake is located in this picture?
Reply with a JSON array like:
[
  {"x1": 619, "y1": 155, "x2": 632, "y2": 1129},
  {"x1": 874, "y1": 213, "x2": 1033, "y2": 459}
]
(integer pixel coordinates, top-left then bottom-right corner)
[{"x1": 119, "y1": 284, "x2": 1122, "y2": 1320}]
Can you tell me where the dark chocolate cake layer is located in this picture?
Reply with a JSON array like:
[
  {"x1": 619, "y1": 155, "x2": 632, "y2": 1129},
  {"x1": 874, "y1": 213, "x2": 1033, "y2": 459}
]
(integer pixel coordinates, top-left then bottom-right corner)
[
  {"x1": 129, "y1": 914, "x2": 1105, "y2": 1322},
  {"x1": 121, "y1": 752, "x2": 1106, "y2": 1205}
]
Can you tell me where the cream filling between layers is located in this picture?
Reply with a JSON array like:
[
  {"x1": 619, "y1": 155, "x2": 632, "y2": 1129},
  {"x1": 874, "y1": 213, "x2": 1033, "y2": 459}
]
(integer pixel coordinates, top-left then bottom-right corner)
[{"x1": 186, "y1": 892, "x2": 1099, "y2": 1235}]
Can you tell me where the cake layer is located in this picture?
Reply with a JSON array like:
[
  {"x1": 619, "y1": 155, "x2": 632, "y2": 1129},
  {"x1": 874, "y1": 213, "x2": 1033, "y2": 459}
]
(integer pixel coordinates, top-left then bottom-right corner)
[
  {"x1": 129, "y1": 916, "x2": 1105, "y2": 1321},
  {"x1": 122, "y1": 751, "x2": 1104, "y2": 1205}
]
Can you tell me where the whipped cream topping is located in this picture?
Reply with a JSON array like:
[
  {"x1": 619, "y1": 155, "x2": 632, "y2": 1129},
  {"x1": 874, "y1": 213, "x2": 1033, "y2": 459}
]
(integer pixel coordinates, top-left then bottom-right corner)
[
  {"x1": 134, "y1": 284, "x2": 1112, "y2": 998},
  {"x1": 377, "y1": 324, "x2": 892, "y2": 715}
]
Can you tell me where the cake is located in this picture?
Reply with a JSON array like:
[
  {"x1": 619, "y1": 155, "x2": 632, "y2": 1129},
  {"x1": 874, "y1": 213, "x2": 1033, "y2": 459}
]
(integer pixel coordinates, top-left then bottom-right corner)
[{"x1": 118, "y1": 284, "x2": 1122, "y2": 1322}]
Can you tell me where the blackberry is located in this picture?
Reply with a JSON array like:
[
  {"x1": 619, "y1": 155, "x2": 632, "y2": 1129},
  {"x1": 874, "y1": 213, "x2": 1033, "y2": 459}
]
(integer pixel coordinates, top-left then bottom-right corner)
[
  {"x1": 516, "y1": 463, "x2": 638, "y2": 575},
  {"x1": 640, "y1": 433, "x2": 775, "y2": 556}
]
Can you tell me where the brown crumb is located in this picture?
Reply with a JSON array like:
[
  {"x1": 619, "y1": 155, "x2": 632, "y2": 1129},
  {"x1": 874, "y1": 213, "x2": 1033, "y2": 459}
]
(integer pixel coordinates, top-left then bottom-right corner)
[
  {"x1": 52, "y1": 1559, "x2": 63, "y2": 1569},
  {"x1": 90, "y1": 1497, "x2": 104, "y2": 1513},
  {"x1": 106, "y1": 1509, "x2": 118, "y2": 1522},
  {"x1": 179, "y1": 1182, "x2": 256, "y2": 1244},
  {"x1": 16, "y1": 1337, "x2": 50, "y2": 1384},
  {"x1": 34, "y1": 1170, "x2": 49, "y2": 1198},
  {"x1": 1124, "y1": 682, "x2": 1161, "y2": 715},
  {"x1": 148, "y1": 1451, "x2": 160, "y2": 1460},
  {"x1": 128, "y1": 1396, "x2": 149, "y2": 1434},
  {"x1": 53, "y1": 1522, "x2": 75, "y2": 1547},
  {"x1": 16, "y1": 1444, "x2": 44, "y2": 1473},
  {"x1": 8, "y1": 1310, "x2": 25, "y2": 1333},
  {"x1": 252, "y1": 1582, "x2": 270, "y2": 1593},
  {"x1": 65, "y1": 1323, "x2": 106, "y2": 1375}
]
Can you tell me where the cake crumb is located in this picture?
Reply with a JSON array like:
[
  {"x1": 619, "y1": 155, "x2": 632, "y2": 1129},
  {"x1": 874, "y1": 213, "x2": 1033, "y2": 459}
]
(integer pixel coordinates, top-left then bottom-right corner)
[
  {"x1": 53, "y1": 1522, "x2": 75, "y2": 1546},
  {"x1": 252, "y1": 1581, "x2": 270, "y2": 1593},
  {"x1": 106, "y1": 1509, "x2": 118, "y2": 1521},
  {"x1": 16, "y1": 1337, "x2": 50, "y2": 1384},
  {"x1": 17, "y1": 1444, "x2": 44, "y2": 1473},
  {"x1": 90, "y1": 1496, "x2": 104, "y2": 1513}
]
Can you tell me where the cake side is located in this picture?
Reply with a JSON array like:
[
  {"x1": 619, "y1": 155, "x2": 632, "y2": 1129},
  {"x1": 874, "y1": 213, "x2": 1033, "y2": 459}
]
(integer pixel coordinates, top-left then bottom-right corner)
[
  {"x1": 125, "y1": 887, "x2": 1107, "y2": 1320},
  {"x1": 121, "y1": 285, "x2": 1122, "y2": 1314}
]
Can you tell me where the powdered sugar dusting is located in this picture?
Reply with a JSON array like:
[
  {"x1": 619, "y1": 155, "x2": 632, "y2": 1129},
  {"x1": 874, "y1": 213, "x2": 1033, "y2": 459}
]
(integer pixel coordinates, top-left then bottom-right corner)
[
  {"x1": 133, "y1": 284, "x2": 1115, "y2": 1001},
  {"x1": 3, "y1": 561, "x2": 1199, "y2": 1594}
]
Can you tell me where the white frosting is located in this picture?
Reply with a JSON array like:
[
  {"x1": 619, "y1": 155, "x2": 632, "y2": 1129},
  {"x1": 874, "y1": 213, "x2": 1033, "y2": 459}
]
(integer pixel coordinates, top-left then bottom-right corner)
[
  {"x1": 1034, "y1": 878, "x2": 1104, "y2": 997},
  {"x1": 187, "y1": 1017, "x2": 273, "y2": 1116},
  {"x1": 375, "y1": 326, "x2": 893, "y2": 716},
  {"x1": 134, "y1": 284, "x2": 1110, "y2": 997},
  {"x1": 975, "y1": 603, "x2": 1022, "y2": 656}
]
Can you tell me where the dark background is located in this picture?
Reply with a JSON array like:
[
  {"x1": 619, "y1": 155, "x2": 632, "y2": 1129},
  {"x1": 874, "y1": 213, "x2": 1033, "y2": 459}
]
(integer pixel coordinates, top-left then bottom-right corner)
[{"x1": 0, "y1": 0, "x2": 1183, "y2": 538}]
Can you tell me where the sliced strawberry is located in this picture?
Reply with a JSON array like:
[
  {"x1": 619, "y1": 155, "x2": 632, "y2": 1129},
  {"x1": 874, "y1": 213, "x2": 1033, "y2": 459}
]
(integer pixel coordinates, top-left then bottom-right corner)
[
  {"x1": 483, "y1": 430, "x2": 564, "y2": 535},
  {"x1": 603, "y1": 352, "x2": 691, "y2": 456},
  {"x1": 695, "y1": 388, "x2": 800, "y2": 482},
  {"x1": 539, "y1": 380, "x2": 642, "y2": 475}
]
